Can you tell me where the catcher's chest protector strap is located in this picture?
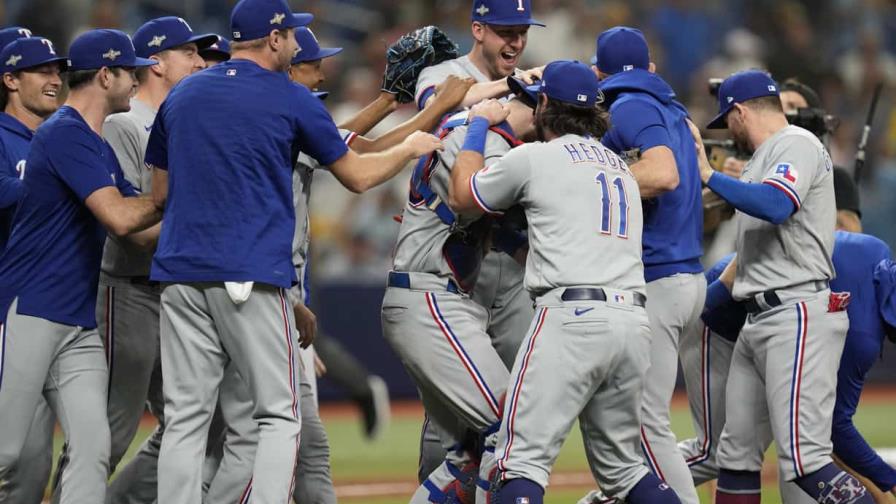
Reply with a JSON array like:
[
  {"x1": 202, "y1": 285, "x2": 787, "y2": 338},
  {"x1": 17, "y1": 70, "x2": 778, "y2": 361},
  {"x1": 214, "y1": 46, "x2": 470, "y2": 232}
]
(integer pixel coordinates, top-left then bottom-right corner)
[{"x1": 409, "y1": 118, "x2": 522, "y2": 226}]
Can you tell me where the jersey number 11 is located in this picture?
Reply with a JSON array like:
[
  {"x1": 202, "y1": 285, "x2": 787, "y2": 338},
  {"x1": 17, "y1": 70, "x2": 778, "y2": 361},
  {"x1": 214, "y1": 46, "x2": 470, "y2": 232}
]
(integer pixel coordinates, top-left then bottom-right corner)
[{"x1": 595, "y1": 171, "x2": 629, "y2": 239}]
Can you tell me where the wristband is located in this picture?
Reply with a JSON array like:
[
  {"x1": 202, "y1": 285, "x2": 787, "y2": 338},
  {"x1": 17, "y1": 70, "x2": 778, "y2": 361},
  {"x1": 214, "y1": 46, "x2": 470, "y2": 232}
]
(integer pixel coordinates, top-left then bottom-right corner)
[{"x1": 461, "y1": 116, "x2": 489, "y2": 154}]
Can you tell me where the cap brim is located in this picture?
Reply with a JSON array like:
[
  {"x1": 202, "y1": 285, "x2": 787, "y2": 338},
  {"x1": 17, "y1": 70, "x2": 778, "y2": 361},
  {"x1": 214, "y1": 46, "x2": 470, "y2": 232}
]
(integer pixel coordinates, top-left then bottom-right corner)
[
  {"x1": 293, "y1": 46, "x2": 343, "y2": 64},
  {"x1": 19, "y1": 56, "x2": 70, "y2": 72},
  {"x1": 288, "y1": 13, "x2": 314, "y2": 28},
  {"x1": 506, "y1": 76, "x2": 538, "y2": 108},
  {"x1": 187, "y1": 33, "x2": 220, "y2": 51},
  {"x1": 132, "y1": 57, "x2": 159, "y2": 68},
  {"x1": 313, "y1": 91, "x2": 329, "y2": 100},
  {"x1": 200, "y1": 48, "x2": 230, "y2": 60},
  {"x1": 706, "y1": 107, "x2": 731, "y2": 129},
  {"x1": 485, "y1": 17, "x2": 546, "y2": 27}
]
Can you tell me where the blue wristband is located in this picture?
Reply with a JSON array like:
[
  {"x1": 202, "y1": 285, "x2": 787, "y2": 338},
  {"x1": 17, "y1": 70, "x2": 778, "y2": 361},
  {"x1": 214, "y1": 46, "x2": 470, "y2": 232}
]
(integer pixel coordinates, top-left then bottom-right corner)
[{"x1": 462, "y1": 116, "x2": 489, "y2": 154}]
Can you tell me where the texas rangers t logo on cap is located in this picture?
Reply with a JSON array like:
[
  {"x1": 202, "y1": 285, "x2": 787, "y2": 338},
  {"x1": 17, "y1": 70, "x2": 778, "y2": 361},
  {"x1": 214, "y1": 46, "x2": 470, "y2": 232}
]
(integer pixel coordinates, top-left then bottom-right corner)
[
  {"x1": 270, "y1": 12, "x2": 286, "y2": 25},
  {"x1": 40, "y1": 39, "x2": 56, "y2": 54},
  {"x1": 103, "y1": 48, "x2": 121, "y2": 61},
  {"x1": 5, "y1": 54, "x2": 21, "y2": 66}
]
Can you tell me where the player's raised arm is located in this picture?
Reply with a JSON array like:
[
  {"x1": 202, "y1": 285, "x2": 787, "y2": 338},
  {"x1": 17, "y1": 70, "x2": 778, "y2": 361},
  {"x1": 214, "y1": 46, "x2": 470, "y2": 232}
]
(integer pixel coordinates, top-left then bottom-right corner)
[
  {"x1": 447, "y1": 98, "x2": 509, "y2": 213},
  {"x1": 328, "y1": 131, "x2": 443, "y2": 193},
  {"x1": 350, "y1": 75, "x2": 475, "y2": 154}
]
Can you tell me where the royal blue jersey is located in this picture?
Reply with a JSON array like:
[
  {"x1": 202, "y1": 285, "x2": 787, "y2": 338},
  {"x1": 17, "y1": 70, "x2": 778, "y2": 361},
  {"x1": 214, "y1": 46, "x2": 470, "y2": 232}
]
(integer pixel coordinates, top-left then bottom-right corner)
[
  {"x1": 600, "y1": 69, "x2": 703, "y2": 281},
  {"x1": 145, "y1": 59, "x2": 348, "y2": 288},
  {"x1": 0, "y1": 106, "x2": 137, "y2": 328},
  {"x1": 0, "y1": 112, "x2": 31, "y2": 251}
]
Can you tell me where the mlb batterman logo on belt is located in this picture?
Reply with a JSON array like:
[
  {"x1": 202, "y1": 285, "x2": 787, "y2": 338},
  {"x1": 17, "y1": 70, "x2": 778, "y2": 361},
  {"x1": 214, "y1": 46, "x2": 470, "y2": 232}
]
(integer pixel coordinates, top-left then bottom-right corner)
[{"x1": 229, "y1": 0, "x2": 313, "y2": 41}]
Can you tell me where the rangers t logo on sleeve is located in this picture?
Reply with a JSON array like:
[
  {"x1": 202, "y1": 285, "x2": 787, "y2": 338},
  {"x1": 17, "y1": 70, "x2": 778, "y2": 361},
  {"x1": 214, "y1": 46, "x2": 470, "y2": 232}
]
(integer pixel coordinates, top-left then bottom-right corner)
[{"x1": 773, "y1": 163, "x2": 798, "y2": 184}]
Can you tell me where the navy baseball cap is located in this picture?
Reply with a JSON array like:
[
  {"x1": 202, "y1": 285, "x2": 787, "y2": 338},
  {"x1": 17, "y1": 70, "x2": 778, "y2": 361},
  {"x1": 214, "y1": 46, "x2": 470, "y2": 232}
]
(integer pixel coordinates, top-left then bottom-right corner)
[
  {"x1": 516, "y1": 60, "x2": 603, "y2": 108},
  {"x1": 0, "y1": 27, "x2": 33, "y2": 52},
  {"x1": 707, "y1": 70, "x2": 779, "y2": 129},
  {"x1": 471, "y1": 0, "x2": 545, "y2": 26},
  {"x1": 291, "y1": 27, "x2": 342, "y2": 64},
  {"x1": 230, "y1": 0, "x2": 313, "y2": 42},
  {"x1": 68, "y1": 29, "x2": 157, "y2": 71},
  {"x1": 595, "y1": 26, "x2": 649, "y2": 75},
  {"x1": 0, "y1": 37, "x2": 68, "y2": 74},
  {"x1": 199, "y1": 35, "x2": 231, "y2": 61},
  {"x1": 133, "y1": 17, "x2": 218, "y2": 58}
]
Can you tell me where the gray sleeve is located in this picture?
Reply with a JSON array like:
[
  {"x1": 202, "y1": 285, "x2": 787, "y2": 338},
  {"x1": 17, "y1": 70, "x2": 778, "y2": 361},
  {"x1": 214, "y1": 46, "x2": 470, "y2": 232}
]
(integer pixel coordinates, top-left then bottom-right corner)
[
  {"x1": 759, "y1": 134, "x2": 826, "y2": 209},
  {"x1": 102, "y1": 116, "x2": 145, "y2": 191},
  {"x1": 414, "y1": 62, "x2": 452, "y2": 108},
  {"x1": 469, "y1": 144, "x2": 532, "y2": 213}
]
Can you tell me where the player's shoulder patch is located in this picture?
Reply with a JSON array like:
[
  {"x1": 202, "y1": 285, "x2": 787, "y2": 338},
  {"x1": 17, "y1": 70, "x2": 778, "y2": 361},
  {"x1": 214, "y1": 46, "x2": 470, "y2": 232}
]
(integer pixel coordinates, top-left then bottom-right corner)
[{"x1": 767, "y1": 162, "x2": 798, "y2": 184}]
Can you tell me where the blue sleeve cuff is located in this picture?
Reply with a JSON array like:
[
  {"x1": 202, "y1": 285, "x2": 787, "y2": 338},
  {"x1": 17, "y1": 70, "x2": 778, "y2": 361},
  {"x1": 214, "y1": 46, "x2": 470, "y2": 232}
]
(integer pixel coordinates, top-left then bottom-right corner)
[
  {"x1": 707, "y1": 171, "x2": 795, "y2": 224},
  {"x1": 462, "y1": 117, "x2": 489, "y2": 155}
]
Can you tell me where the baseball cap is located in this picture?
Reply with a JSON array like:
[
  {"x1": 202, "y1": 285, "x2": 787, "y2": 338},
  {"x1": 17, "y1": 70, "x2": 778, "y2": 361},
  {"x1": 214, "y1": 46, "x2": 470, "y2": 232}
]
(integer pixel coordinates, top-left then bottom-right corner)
[
  {"x1": 707, "y1": 70, "x2": 779, "y2": 129},
  {"x1": 0, "y1": 26, "x2": 33, "y2": 52},
  {"x1": 471, "y1": 0, "x2": 545, "y2": 27},
  {"x1": 0, "y1": 37, "x2": 68, "y2": 74},
  {"x1": 594, "y1": 26, "x2": 649, "y2": 75},
  {"x1": 291, "y1": 27, "x2": 342, "y2": 64},
  {"x1": 68, "y1": 29, "x2": 157, "y2": 71},
  {"x1": 514, "y1": 60, "x2": 603, "y2": 108},
  {"x1": 132, "y1": 17, "x2": 218, "y2": 58},
  {"x1": 230, "y1": 0, "x2": 313, "y2": 42},
  {"x1": 199, "y1": 35, "x2": 231, "y2": 61}
]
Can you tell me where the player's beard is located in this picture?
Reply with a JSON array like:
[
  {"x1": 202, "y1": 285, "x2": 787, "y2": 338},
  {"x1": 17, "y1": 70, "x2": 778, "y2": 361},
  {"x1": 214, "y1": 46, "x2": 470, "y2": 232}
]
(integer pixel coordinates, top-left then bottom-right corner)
[
  {"x1": 534, "y1": 107, "x2": 547, "y2": 142},
  {"x1": 730, "y1": 124, "x2": 753, "y2": 155}
]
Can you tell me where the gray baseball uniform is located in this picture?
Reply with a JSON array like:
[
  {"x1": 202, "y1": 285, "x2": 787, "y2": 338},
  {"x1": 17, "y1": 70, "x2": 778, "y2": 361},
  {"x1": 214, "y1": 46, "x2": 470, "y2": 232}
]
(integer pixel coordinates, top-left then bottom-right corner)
[
  {"x1": 715, "y1": 125, "x2": 846, "y2": 482},
  {"x1": 472, "y1": 135, "x2": 652, "y2": 498},
  {"x1": 413, "y1": 54, "x2": 535, "y2": 484},
  {"x1": 383, "y1": 116, "x2": 523, "y2": 503},
  {"x1": 98, "y1": 97, "x2": 165, "y2": 504},
  {"x1": 203, "y1": 130, "x2": 355, "y2": 504}
]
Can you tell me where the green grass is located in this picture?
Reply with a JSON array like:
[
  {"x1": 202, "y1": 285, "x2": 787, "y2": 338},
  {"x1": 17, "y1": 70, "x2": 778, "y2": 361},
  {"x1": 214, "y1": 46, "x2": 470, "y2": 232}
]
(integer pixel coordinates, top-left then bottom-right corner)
[{"x1": 50, "y1": 399, "x2": 896, "y2": 503}]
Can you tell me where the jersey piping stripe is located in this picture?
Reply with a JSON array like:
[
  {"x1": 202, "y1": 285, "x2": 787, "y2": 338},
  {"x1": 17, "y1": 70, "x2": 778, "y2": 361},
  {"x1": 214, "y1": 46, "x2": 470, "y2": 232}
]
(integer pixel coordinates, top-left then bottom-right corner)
[
  {"x1": 497, "y1": 307, "x2": 548, "y2": 475},
  {"x1": 238, "y1": 477, "x2": 252, "y2": 504},
  {"x1": 789, "y1": 301, "x2": 808, "y2": 477},
  {"x1": 640, "y1": 426, "x2": 666, "y2": 480},
  {"x1": 763, "y1": 178, "x2": 802, "y2": 210},
  {"x1": 279, "y1": 288, "x2": 301, "y2": 501},
  {"x1": 0, "y1": 322, "x2": 6, "y2": 391},
  {"x1": 469, "y1": 172, "x2": 504, "y2": 215},
  {"x1": 104, "y1": 286, "x2": 115, "y2": 400},
  {"x1": 425, "y1": 292, "x2": 501, "y2": 417},
  {"x1": 686, "y1": 325, "x2": 712, "y2": 466}
]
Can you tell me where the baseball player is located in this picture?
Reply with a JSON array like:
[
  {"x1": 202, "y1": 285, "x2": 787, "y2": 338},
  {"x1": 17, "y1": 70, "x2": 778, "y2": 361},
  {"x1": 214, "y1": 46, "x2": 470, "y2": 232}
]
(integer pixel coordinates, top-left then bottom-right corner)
[
  {"x1": 665, "y1": 172, "x2": 896, "y2": 504},
  {"x1": 70, "y1": 17, "x2": 213, "y2": 504},
  {"x1": 413, "y1": 0, "x2": 544, "y2": 481},
  {"x1": 592, "y1": 26, "x2": 705, "y2": 504},
  {"x1": 199, "y1": 35, "x2": 231, "y2": 66},
  {"x1": 0, "y1": 29, "x2": 160, "y2": 504},
  {"x1": 145, "y1": 0, "x2": 441, "y2": 501},
  {"x1": 382, "y1": 75, "x2": 537, "y2": 503},
  {"x1": 447, "y1": 59, "x2": 680, "y2": 504},
  {"x1": 204, "y1": 26, "x2": 474, "y2": 504},
  {"x1": 0, "y1": 31, "x2": 64, "y2": 504},
  {"x1": 695, "y1": 69, "x2": 873, "y2": 503}
]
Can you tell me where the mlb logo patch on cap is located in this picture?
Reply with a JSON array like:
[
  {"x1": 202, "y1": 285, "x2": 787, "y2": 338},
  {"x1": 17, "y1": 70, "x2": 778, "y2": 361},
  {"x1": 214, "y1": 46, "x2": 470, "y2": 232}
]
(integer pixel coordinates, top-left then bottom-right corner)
[{"x1": 515, "y1": 498, "x2": 529, "y2": 504}]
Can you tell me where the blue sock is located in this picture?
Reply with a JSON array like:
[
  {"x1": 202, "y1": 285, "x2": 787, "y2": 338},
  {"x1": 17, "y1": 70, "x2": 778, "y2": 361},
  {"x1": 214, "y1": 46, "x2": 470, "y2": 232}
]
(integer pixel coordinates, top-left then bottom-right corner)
[
  {"x1": 626, "y1": 472, "x2": 681, "y2": 504},
  {"x1": 498, "y1": 478, "x2": 543, "y2": 504},
  {"x1": 794, "y1": 462, "x2": 874, "y2": 503},
  {"x1": 716, "y1": 469, "x2": 760, "y2": 504}
]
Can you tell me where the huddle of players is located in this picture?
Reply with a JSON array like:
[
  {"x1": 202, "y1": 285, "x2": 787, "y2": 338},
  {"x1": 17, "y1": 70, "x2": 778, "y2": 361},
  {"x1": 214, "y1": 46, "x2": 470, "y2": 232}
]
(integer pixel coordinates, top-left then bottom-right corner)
[
  {"x1": 0, "y1": 0, "x2": 893, "y2": 504},
  {"x1": 380, "y1": 2, "x2": 896, "y2": 504}
]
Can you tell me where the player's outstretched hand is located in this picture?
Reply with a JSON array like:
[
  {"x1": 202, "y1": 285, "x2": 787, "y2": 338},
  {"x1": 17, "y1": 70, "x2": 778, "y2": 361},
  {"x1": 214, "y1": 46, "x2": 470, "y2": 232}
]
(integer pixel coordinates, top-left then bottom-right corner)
[
  {"x1": 470, "y1": 98, "x2": 510, "y2": 126},
  {"x1": 293, "y1": 302, "x2": 318, "y2": 349},
  {"x1": 432, "y1": 75, "x2": 476, "y2": 111},
  {"x1": 515, "y1": 65, "x2": 544, "y2": 84},
  {"x1": 405, "y1": 130, "x2": 444, "y2": 157},
  {"x1": 686, "y1": 118, "x2": 715, "y2": 184}
]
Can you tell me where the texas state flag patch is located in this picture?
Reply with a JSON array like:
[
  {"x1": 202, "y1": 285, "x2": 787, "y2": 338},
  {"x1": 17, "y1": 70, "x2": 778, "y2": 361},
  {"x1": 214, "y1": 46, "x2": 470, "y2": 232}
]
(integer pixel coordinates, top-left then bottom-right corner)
[{"x1": 773, "y1": 163, "x2": 798, "y2": 184}]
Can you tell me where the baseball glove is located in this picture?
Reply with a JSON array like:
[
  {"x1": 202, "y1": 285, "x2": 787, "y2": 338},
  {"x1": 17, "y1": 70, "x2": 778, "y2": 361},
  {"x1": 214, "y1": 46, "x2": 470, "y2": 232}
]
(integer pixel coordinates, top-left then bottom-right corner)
[{"x1": 382, "y1": 25, "x2": 459, "y2": 104}]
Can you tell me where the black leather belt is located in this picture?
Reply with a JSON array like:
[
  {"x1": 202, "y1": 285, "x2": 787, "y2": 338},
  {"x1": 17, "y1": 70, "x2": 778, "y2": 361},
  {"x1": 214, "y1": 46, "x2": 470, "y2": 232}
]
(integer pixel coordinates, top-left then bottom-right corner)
[
  {"x1": 388, "y1": 271, "x2": 459, "y2": 294},
  {"x1": 129, "y1": 276, "x2": 160, "y2": 288},
  {"x1": 742, "y1": 290, "x2": 782, "y2": 314},
  {"x1": 561, "y1": 288, "x2": 646, "y2": 307}
]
